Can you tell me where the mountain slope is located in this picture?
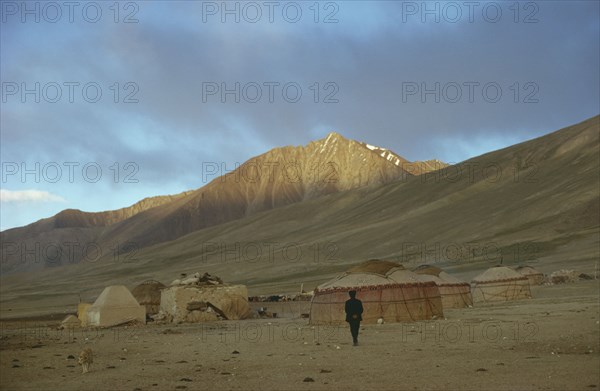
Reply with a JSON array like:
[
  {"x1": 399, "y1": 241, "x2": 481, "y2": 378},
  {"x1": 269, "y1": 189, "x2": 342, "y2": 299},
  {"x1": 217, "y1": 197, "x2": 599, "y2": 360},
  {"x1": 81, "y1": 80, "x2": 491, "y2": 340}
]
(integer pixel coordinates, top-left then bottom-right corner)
[
  {"x1": 1, "y1": 192, "x2": 193, "y2": 237},
  {"x1": 122, "y1": 115, "x2": 600, "y2": 292},
  {"x1": 1, "y1": 115, "x2": 596, "y2": 315},
  {"x1": 0, "y1": 132, "x2": 443, "y2": 272},
  {"x1": 97, "y1": 132, "x2": 415, "y2": 249},
  {"x1": 360, "y1": 142, "x2": 448, "y2": 175}
]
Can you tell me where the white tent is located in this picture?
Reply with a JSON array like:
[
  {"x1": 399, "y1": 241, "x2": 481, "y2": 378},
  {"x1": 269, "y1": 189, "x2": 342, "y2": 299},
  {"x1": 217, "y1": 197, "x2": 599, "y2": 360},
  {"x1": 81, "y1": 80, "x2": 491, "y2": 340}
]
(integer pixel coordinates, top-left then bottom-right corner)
[{"x1": 87, "y1": 285, "x2": 146, "y2": 327}]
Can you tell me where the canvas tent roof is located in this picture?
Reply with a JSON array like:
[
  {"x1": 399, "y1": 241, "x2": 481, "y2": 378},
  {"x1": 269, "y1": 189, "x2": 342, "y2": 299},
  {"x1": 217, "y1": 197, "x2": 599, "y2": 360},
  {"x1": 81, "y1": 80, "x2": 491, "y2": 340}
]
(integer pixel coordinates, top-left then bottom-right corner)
[
  {"x1": 471, "y1": 266, "x2": 531, "y2": 302},
  {"x1": 412, "y1": 265, "x2": 473, "y2": 308},
  {"x1": 317, "y1": 273, "x2": 395, "y2": 290},
  {"x1": 514, "y1": 265, "x2": 545, "y2": 285},
  {"x1": 413, "y1": 264, "x2": 444, "y2": 276},
  {"x1": 413, "y1": 264, "x2": 468, "y2": 286},
  {"x1": 93, "y1": 285, "x2": 142, "y2": 307},
  {"x1": 87, "y1": 285, "x2": 145, "y2": 327},
  {"x1": 472, "y1": 266, "x2": 528, "y2": 283},
  {"x1": 311, "y1": 260, "x2": 444, "y2": 324},
  {"x1": 317, "y1": 260, "x2": 425, "y2": 291},
  {"x1": 387, "y1": 267, "x2": 434, "y2": 284},
  {"x1": 515, "y1": 265, "x2": 543, "y2": 275}
]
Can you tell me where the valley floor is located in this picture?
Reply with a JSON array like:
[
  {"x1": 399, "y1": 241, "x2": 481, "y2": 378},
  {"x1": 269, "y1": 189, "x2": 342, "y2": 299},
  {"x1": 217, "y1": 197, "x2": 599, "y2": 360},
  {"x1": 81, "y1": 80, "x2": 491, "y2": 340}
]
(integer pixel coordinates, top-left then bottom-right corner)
[{"x1": 1, "y1": 281, "x2": 599, "y2": 391}]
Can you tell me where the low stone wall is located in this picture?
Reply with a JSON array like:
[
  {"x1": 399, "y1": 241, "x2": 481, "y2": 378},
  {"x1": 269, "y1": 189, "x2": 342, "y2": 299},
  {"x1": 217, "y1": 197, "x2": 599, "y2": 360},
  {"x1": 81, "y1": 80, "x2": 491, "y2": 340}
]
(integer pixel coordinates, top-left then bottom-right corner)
[
  {"x1": 249, "y1": 301, "x2": 311, "y2": 319},
  {"x1": 160, "y1": 284, "x2": 252, "y2": 323}
]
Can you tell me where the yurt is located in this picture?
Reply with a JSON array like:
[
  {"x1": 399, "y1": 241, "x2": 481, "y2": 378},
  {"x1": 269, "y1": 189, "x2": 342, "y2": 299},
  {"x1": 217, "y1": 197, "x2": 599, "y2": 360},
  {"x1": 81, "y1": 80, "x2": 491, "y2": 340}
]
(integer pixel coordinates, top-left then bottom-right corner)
[
  {"x1": 309, "y1": 260, "x2": 444, "y2": 324},
  {"x1": 132, "y1": 280, "x2": 166, "y2": 315},
  {"x1": 514, "y1": 265, "x2": 545, "y2": 285},
  {"x1": 87, "y1": 285, "x2": 146, "y2": 327},
  {"x1": 471, "y1": 266, "x2": 531, "y2": 303},
  {"x1": 413, "y1": 265, "x2": 473, "y2": 308}
]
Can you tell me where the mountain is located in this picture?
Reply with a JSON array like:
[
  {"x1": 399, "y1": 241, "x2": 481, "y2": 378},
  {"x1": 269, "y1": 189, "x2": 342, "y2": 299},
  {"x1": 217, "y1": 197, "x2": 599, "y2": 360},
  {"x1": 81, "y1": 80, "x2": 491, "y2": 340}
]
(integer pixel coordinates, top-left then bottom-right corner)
[
  {"x1": 360, "y1": 142, "x2": 448, "y2": 175},
  {"x1": 113, "y1": 115, "x2": 598, "y2": 294},
  {"x1": 0, "y1": 132, "x2": 444, "y2": 273},
  {"x1": 5, "y1": 192, "x2": 194, "y2": 235},
  {"x1": 1, "y1": 115, "x2": 597, "y2": 316}
]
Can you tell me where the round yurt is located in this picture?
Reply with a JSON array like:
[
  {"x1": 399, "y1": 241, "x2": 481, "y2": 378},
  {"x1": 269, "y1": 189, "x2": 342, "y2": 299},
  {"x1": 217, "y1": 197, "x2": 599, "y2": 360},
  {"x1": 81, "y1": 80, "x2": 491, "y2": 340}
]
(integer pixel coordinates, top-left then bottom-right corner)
[
  {"x1": 309, "y1": 260, "x2": 444, "y2": 324},
  {"x1": 471, "y1": 266, "x2": 531, "y2": 303},
  {"x1": 132, "y1": 280, "x2": 166, "y2": 315},
  {"x1": 514, "y1": 265, "x2": 545, "y2": 285},
  {"x1": 413, "y1": 265, "x2": 473, "y2": 308}
]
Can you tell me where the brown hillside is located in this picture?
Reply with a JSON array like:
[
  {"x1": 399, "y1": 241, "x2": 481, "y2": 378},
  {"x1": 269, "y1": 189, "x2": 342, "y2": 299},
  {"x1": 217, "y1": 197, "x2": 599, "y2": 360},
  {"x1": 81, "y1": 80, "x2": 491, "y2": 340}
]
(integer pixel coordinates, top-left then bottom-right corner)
[
  {"x1": 1, "y1": 132, "x2": 440, "y2": 272},
  {"x1": 1, "y1": 115, "x2": 597, "y2": 316}
]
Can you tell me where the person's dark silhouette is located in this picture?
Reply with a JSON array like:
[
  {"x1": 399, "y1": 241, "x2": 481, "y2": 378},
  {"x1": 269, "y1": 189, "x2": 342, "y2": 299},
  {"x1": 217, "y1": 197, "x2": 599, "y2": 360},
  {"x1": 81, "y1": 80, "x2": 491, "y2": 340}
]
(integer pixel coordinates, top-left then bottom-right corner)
[{"x1": 345, "y1": 290, "x2": 363, "y2": 346}]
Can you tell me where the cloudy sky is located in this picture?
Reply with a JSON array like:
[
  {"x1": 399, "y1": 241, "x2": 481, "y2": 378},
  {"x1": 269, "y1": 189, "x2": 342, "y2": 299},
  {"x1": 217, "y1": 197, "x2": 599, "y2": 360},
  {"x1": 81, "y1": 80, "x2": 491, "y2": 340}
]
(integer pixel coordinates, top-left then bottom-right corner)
[{"x1": 1, "y1": 1, "x2": 599, "y2": 230}]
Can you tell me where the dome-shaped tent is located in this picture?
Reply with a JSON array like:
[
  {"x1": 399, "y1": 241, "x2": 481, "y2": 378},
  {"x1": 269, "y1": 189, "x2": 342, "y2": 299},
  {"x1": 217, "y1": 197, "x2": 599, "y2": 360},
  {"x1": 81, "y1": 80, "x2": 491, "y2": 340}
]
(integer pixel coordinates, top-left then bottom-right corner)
[
  {"x1": 413, "y1": 265, "x2": 473, "y2": 308},
  {"x1": 132, "y1": 280, "x2": 166, "y2": 315},
  {"x1": 514, "y1": 265, "x2": 545, "y2": 285},
  {"x1": 471, "y1": 266, "x2": 531, "y2": 303},
  {"x1": 309, "y1": 260, "x2": 443, "y2": 324}
]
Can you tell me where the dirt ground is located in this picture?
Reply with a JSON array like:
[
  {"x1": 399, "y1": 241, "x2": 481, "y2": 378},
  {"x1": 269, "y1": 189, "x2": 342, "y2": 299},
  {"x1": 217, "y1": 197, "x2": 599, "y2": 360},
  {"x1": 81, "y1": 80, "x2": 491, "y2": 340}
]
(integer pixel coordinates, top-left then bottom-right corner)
[{"x1": 1, "y1": 281, "x2": 598, "y2": 391}]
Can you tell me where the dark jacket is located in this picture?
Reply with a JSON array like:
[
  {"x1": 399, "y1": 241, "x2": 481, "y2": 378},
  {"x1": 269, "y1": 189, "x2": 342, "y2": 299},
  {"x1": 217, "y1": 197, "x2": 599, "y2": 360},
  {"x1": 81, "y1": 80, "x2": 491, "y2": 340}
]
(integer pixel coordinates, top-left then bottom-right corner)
[{"x1": 345, "y1": 297, "x2": 364, "y2": 322}]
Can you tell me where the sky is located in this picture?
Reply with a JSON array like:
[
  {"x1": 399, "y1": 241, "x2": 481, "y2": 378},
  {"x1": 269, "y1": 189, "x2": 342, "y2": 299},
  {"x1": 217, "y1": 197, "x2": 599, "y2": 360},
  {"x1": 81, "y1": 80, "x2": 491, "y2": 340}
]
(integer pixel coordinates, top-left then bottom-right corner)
[{"x1": 1, "y1": 0, "x2": 599, "y2": 231}]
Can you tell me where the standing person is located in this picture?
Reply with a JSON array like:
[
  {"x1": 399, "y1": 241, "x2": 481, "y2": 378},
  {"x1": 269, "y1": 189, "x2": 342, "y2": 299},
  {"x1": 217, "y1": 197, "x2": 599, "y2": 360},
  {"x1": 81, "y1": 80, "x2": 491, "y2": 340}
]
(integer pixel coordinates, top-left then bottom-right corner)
[{"x1": 345, "y1": 290, "x2": 363, "y2": 346}]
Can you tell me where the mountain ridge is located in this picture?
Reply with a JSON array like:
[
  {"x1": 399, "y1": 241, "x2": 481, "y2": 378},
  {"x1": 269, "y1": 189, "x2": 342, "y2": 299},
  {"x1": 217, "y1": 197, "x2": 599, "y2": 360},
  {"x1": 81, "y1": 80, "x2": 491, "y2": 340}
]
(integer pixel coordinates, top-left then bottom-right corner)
[
  {"x1": 0, "y1": 131, "x2": 445, "y2": 271},
  {"x1": 0, "y1": 115, "x2": 597, "y2": 315}
]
